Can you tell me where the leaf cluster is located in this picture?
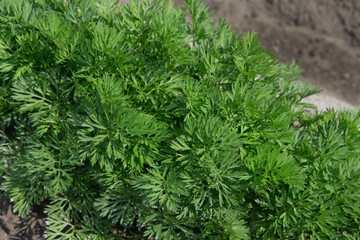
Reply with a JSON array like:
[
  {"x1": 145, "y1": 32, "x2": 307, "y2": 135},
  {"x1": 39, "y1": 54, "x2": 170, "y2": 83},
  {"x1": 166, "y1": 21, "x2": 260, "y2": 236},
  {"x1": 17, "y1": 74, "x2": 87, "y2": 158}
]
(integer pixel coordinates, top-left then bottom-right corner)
[{"x1": 1, "y1": 0, "x2": 360, "y2": 239}]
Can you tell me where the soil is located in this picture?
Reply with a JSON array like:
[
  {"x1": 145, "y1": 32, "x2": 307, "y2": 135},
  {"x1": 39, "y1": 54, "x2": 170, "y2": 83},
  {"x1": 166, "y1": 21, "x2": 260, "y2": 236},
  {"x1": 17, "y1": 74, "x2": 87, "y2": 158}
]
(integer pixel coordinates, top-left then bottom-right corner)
[
  {"x1": 0, "y1": 195, "x2": 46, "y2": 240},
  {"x1": 174, "y1": 0, "x2": 360, "y2": 106},
  {"x1": 1, "y1": 1, "x2": 359, "y2": 239}
]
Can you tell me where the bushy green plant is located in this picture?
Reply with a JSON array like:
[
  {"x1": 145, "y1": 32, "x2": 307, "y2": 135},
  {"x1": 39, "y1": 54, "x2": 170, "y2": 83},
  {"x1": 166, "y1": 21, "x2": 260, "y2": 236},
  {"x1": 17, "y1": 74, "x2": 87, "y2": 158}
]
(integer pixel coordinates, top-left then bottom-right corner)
[{"x1": 1, "y1": 0, "x2": 360, "y2": 239}]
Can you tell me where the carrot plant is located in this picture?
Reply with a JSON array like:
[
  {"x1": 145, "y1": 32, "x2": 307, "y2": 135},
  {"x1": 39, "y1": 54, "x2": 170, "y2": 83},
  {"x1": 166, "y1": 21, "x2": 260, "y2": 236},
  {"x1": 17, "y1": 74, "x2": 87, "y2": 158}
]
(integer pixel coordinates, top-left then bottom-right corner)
[{"x1": 1, "y1": 0, "x2": 360, "y2": 239}]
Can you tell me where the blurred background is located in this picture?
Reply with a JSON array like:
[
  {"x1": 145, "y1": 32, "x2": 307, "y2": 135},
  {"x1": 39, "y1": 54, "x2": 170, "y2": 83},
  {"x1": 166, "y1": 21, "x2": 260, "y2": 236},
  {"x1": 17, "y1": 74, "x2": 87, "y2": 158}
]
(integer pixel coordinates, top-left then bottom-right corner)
[{"x1": 172, "y1": 0, "x2": 360, "y2": 108}]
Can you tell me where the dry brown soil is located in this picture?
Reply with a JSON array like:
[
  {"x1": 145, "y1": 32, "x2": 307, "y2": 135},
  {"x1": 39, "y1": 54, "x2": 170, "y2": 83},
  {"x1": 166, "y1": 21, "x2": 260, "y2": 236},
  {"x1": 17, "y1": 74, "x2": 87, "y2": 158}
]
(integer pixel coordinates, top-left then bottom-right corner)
[
  {"x1": 0, "y1": 195, "x2": 46, "y2": 240},
  {"x1": 1, "y1": 1, "x2": 359, "y2": 239},
  {"x1": 174, "y1": 0, "x2": 360, "y2": 106}
]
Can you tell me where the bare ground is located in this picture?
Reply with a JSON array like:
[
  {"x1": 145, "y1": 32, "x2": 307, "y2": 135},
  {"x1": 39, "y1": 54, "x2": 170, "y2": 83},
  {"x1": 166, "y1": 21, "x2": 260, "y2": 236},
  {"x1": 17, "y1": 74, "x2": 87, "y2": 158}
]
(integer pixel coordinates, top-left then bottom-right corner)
[{"x1": 182, "y1": 0, "x2": 360, "y2": 106}]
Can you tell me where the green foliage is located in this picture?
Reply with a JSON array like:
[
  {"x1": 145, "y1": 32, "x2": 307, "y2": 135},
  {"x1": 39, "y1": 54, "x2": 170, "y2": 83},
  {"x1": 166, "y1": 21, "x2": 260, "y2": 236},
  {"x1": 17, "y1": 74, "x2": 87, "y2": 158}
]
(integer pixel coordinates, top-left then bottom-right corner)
[{"x1": 0, "y1": 0, "x2": 359, "y2": 239}]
